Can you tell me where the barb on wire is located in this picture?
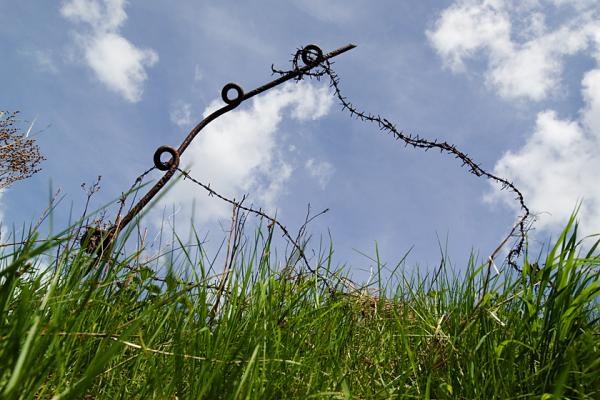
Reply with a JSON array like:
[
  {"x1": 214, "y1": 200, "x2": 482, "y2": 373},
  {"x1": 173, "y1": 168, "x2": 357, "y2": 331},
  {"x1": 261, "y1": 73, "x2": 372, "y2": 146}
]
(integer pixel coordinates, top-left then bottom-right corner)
[
  {"x1": 273, "y1": 46, "x2": 530, "y2": 272},
  {"x1": 117, "y1": 166, "x2": 157, "y2": 218}
]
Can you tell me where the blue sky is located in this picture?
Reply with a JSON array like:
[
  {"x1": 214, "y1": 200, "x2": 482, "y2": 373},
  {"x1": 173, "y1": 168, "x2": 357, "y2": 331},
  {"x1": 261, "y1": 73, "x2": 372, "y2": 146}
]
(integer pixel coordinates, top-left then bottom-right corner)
[{"x1": 1, "y1": 0, "x2": 599, "y2": 278}]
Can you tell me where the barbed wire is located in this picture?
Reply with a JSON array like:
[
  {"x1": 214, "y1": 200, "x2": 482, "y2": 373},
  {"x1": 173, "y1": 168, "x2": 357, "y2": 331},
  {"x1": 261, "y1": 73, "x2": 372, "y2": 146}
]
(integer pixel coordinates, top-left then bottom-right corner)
[
  {"x1": 272, "y1": 45, "x2": 530, "y2": 272},
  {"x1": 76, "y1": 42, "x2": 530, "y2": 284}
]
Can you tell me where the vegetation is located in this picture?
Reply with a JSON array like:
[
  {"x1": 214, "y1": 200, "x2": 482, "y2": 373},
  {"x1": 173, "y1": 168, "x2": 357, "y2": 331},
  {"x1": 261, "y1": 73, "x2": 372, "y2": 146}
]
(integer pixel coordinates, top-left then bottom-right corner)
[
  {"x1": 0, "y1": 111, "x2": 45, "y2": 190},
  {"x1": 0, "y1": 207, "x2": 598, "y2": 399}
]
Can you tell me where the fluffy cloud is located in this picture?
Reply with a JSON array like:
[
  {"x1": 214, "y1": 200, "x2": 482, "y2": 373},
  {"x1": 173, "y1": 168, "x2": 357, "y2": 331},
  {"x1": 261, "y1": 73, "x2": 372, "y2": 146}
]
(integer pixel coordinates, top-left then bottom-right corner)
[
  {"x1": 61, "y1": 0, "x2": 127, "y2": 31},
  {"x1": 426, "y1": 0, "x2": 513, "y2": 73},
  {"x1": 157, "y1": 82, "x2": 334, "y2": 225},
  {"x1": 487, "y1": 104, "x2": 600, "y2": 235},
  {"x1": 61, "y1": 0, "x2": 158, "y2": 102},
  {"x1": 427, "y1": 0, "x2": 597, "y2": 101},
  {"x1": 430, "y1": 1, "x2": 600, "y2": 237}
]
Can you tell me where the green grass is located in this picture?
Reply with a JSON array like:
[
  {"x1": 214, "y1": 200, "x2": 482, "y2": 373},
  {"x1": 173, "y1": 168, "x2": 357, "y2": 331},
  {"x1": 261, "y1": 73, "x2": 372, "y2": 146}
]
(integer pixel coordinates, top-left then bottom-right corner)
[{"x1": 1, "y1": 212, "x2": 599, "y2": 399}]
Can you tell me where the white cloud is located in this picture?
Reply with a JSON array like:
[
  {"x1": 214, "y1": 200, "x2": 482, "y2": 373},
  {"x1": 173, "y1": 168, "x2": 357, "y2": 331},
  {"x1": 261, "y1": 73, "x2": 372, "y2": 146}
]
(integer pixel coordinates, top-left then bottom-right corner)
[
  {"x1": 61, "y1": 0, "x2": 127, "y2": 32},
  {"x1": 426, "y1": 0, "x2": 513, "y2": 73},
  {"x1": 430, "y1": 1, "x2": 600, "y2": 237},
  {"x1": 427, "y1": 0, "x2": 598, "y2": 101},
  {"x1": 61, "y1": 0, "x2": 158, "y2": 102},
  {"x1": 158, "y1": 81, "x2": 333, "y2": 225},
  {"x1": 169, "y1": 101, "x2": 194, "y2": 128},
  {"x1": 305, "y1": 159, "x2": 335, "y2": 189},
  {"x1": 82, "y1": 33, "x2": 158, "y2": 102},
  {"x1": 485, "y1": 105, "x2": 600, "y2": 236}
]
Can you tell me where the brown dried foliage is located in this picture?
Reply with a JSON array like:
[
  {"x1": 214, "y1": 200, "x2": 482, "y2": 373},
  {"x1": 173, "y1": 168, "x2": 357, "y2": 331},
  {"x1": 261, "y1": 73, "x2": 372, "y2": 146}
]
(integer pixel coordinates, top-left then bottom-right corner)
[{"x1": 0, "y1": 111, "x2": 45, "y2": 190}]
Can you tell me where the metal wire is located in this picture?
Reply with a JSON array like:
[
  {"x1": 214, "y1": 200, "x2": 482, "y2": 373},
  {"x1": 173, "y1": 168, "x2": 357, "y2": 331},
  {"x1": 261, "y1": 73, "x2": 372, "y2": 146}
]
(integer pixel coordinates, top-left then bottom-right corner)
[{"x1": 273, "y1": 48, "x2": 530, "y2": 271}]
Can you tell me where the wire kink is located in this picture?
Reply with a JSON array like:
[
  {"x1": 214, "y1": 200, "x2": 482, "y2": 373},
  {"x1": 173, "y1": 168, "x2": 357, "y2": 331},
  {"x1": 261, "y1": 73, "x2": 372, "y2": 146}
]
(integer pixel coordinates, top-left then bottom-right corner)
[
  {"x1": 153, "y1": 146, "x2": 180, "y2": 171},
  {"x1": 221, "y1": 83, "x2": 244, "y2": 107}
]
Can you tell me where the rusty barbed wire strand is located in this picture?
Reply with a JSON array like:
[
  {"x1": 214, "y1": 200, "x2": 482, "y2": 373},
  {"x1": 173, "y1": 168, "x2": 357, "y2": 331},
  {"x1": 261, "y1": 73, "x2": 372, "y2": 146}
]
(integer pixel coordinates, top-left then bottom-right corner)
[{"x1": 272, "y1": 46, "x2": 530, "y2": 272}]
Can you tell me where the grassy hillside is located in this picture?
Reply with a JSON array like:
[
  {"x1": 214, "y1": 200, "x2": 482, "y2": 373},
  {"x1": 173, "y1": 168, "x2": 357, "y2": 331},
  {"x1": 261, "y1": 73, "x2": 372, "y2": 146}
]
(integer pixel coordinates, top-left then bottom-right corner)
[{"x1": 1, "y1": 213, "x2": 598, "y2": 399}]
